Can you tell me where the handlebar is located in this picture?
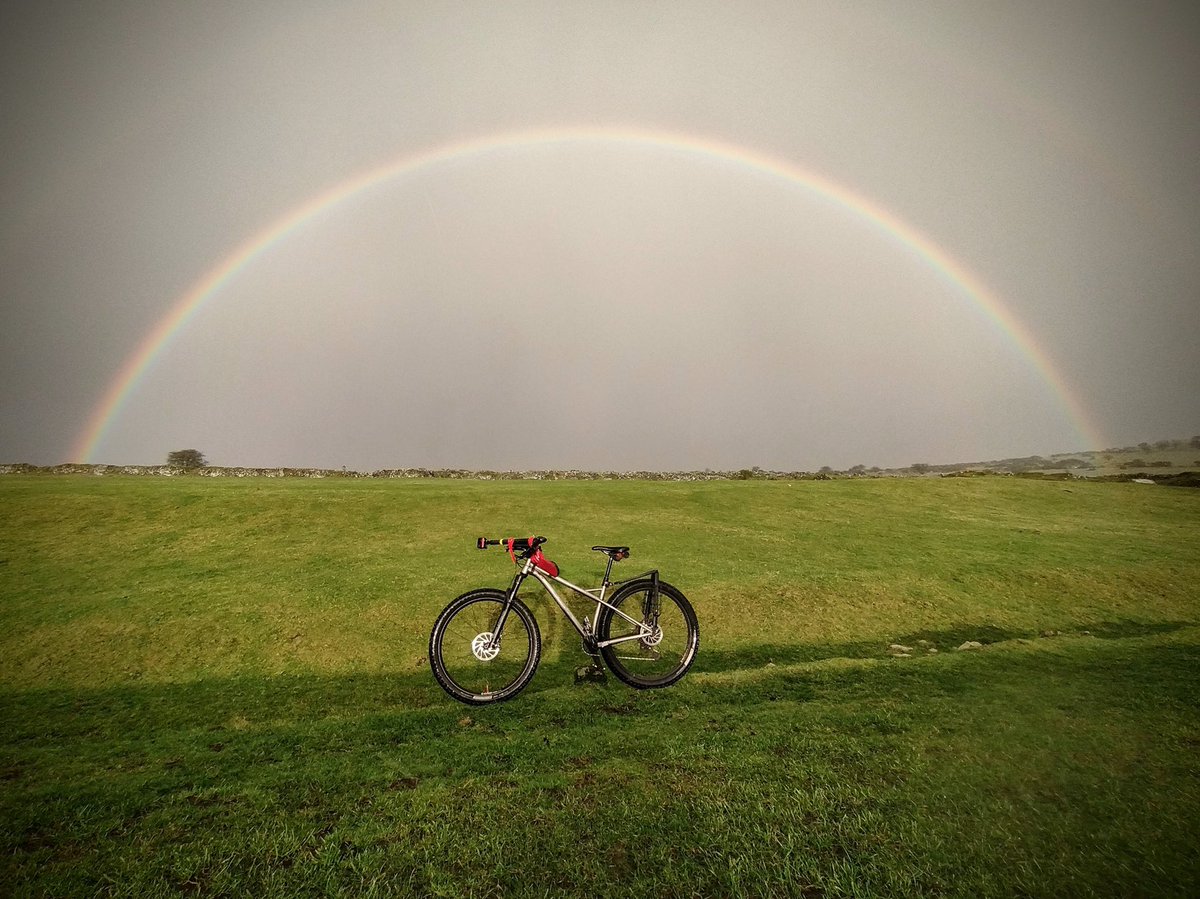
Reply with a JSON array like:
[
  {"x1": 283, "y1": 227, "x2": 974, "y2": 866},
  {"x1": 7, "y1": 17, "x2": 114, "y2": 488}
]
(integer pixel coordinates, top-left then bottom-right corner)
[{"x1": 477, "y1": 536, "x2": 546, "y2": 553}]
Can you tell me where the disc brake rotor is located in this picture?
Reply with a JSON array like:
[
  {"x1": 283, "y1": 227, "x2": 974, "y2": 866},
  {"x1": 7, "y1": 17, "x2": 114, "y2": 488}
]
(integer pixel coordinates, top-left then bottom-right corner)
[
  {"x1": 641, "y1": 623, "x2": 664, "y2": 648},
  {"x1": 471, "y1": 632, "x2": 500, "y2": 661}
]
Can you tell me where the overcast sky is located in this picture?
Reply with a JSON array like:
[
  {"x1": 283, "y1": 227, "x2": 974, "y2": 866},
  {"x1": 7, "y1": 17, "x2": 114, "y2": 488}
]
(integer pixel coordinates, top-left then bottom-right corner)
[{"x1": 2, "y1": 1, "x2": 1197, "y2": 471}]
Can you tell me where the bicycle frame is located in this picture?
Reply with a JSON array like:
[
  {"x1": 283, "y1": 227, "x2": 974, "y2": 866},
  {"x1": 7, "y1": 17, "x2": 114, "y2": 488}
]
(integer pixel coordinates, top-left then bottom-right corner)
[{"x1": 491, "y1": 555, "x2": 660, "y2": 654}]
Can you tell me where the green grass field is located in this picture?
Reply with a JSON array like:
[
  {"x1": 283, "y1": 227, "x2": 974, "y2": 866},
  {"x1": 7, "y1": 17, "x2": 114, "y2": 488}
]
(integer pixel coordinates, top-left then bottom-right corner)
[{"x1": 2, "y1": 475, "x2": 1198, "y2": 897}]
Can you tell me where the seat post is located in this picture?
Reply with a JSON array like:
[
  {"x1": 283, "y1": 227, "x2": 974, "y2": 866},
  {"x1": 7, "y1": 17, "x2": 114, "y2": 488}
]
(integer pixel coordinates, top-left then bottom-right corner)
[{"x1": 602, "y1": 554, "x2": 615, "y2": 586}]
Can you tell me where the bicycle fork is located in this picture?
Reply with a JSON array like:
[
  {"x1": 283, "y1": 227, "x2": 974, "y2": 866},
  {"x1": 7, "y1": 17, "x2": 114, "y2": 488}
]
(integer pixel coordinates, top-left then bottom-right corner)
[
  {"x1": 485, "y1": 567, "x2": 530, "y2": 653},
  {"x1": 642, "y1": 570, "x2": 662, "y2": 624}
]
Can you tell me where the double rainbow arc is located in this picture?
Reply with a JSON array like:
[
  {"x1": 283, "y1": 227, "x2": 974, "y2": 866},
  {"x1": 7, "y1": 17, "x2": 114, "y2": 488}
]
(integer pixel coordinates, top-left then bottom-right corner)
[{"x1": 73, "y1": 126, "x2": 1104, "y2": 462}]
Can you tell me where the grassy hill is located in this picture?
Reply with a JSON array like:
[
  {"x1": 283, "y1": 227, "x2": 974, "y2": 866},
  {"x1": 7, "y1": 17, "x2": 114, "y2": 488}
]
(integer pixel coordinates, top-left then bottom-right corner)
[
  {"x1": 1, "y1": 475, "x2": 1198, "y2": 896},
  {"x1": 943, "y1": 436, "x2": 1200, "y2": 478}
]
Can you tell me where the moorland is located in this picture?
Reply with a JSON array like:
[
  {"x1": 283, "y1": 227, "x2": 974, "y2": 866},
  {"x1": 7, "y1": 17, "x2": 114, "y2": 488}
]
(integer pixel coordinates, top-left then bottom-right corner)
[{"x1": 1, "y1": 474, "x2": 1197, "y2": 897}]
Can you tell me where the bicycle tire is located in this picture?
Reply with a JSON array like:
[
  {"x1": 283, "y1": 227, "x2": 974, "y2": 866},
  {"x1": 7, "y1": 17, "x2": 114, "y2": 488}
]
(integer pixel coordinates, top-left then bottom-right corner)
[
  {"x1": 429, "y1": 589, "x2": 541, "y2": 704},
  {"x1": 596, "y1": 579, "x2": 698, "y2": 689}
]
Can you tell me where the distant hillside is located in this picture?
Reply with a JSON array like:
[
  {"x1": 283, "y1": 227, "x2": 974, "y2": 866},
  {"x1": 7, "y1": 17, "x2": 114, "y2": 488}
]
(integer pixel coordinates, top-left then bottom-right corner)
[{"x1": 900, "y1": 436, "x2": 1200, "y2": 479}]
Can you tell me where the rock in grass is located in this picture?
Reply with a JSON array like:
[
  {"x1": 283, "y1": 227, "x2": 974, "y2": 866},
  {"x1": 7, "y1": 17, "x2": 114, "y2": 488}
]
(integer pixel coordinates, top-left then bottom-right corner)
[
  {"x1": 575, "y1": 665, "x2": 607, "y2": 684},
  {"x1": 956, "y1": 640, "x2": 984, "y2": 651},
  {"x1": 888, "y1": 643, "x2": 913, "y2": 654}
]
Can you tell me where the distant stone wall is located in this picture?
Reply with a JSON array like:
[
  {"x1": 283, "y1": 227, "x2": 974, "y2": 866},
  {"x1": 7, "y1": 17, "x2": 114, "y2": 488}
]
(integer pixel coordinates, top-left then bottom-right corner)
[
  {"x1": 2, "y1": 462, "x2": 1193, "y2": 485},
  {"x1": 0, "y1": 463, "x2": 366, "y2": 478},
  {"x1": 0, "y1": 463, "x2": 829, "y2": 481}
]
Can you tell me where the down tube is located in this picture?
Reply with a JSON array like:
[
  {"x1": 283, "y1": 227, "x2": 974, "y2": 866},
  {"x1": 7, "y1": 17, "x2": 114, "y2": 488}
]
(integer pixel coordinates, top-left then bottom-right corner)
[{"x1": 528, "y1": 571, "x2": 591, "y2": 639}]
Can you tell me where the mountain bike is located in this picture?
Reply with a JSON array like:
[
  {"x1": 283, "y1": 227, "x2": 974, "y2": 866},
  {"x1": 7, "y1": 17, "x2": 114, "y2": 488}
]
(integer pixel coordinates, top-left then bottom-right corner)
[{"x1": 428, "y1": 537, "x2": 699, "y2": 704}]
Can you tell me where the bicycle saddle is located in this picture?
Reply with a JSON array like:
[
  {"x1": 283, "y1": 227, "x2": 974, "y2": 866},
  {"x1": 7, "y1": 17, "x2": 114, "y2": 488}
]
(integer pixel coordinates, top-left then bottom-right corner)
[{"x1": 592, "y1": 545, "x2": 630, "y2": 559}]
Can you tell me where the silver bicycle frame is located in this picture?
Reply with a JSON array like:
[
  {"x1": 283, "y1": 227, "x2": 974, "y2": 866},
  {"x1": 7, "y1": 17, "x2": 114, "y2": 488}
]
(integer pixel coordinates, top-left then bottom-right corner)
[{"x1": 511, "y1": 558, "x2": 656, "y2": 650}]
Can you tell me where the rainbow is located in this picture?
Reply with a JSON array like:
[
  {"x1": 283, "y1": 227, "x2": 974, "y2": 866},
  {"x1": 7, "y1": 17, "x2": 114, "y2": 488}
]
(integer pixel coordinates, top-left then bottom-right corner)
[{"x1": 73, "y1": 125, "x2": 1105, "y2": 462}]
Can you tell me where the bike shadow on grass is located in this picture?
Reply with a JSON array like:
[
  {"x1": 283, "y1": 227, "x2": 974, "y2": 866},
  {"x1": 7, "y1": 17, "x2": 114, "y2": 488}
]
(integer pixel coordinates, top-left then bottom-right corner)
[
  {"x1": 5, "y1": 625, "x2": 1197, "y2": 758},
  {"x1": 2, "y1": 620, "x2": 1192, "y2": 754}
]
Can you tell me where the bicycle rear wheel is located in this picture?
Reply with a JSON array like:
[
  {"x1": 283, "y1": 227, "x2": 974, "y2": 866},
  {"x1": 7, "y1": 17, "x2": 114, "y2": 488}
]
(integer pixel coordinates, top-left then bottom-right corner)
[
  {"x1": 429, "y1": 590, "x2": 541, "y2": 704},
  {"x1": 596, "y1": 580, "x2": 698, "y2": 689}
]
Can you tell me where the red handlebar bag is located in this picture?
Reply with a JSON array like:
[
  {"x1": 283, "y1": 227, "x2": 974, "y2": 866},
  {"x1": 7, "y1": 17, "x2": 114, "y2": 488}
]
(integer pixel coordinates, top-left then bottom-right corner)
[{"x1": 530, "y1": 548, "x2": 559, "y2": 578}]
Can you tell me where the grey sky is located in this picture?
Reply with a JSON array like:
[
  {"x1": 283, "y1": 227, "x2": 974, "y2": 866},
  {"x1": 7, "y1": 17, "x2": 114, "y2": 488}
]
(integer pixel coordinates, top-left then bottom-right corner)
[{"x1": 2, "y1": 1, "x2": 1197, "y2": 471}]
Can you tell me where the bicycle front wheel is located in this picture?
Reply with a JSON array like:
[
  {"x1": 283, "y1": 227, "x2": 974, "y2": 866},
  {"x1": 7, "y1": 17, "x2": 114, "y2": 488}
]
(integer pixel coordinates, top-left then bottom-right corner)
[
  {"x1": 597, "y1": 579, "x2": 699, "y2": 689},
  {"x1": 429, "y1": 590, "x2": 541, "y2": 704}
]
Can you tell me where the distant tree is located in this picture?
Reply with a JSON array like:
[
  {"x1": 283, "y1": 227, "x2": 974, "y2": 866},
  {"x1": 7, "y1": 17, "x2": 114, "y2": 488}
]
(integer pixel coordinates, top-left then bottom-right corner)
[
  {"x1": 167, "y1": 449, "x2": 207, "y2": 469},
  {"x1": 818, "y1": 465, "x2": 834, "y2": 474},
  {"x1": 1190, "y1": 436, "x2": 1200, "y2": 450},
  {"x1": 849, "y1": 464, "x2": 866, "y2": 475},
  {"x1": 910, "y1": 463, "x2": 931, "y2": 475}
]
